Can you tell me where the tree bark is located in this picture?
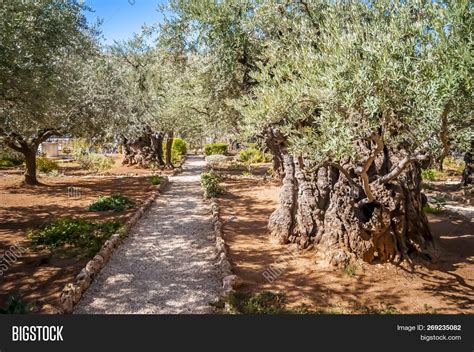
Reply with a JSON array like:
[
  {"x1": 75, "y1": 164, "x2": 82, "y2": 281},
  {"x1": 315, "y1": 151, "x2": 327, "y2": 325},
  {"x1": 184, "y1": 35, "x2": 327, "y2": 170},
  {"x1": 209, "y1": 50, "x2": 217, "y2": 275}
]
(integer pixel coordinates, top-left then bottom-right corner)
[
  {"x1": 165, "y1": 131, "x2": 174, "y2": 168},
  {"x1": 122, "y1": 130, "x2": 165, "y2": 168},
  {"x1": 23, "y1": 146, "x2": 39, "y2": 185},
  {"x1": 268, "y1": 134, "x2": 434, "y2": 266},
  {"x1": 1, "y1": 128, "x2": 58, "y2": 185},
  {"x1": 461, "y1": 139, "x2": 472, "y2": 186}
]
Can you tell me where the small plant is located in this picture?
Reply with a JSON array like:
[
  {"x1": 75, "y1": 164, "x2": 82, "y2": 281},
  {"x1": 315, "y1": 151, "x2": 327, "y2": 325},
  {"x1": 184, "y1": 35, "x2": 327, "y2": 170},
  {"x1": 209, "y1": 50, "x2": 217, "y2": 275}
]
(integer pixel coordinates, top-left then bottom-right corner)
[
  {"x1": 88, "y1": 193, "x2": 135, "y2": 212},
  {"x1": 150, "y1": 175, "x2": 164, "y2": 185},
  {"x1": 28, "y1": 218, "x2": 121, "y2": 256},
  {"x1": 204, "y1": 142, "x2": 228, "y2": 156},
  {"x1": 36, "y1": 157, "x2": 59, "y2": 173},
  {"x1": 201, "y1": 170, "x2": 223, "y2": 198},
  {"x1": 420, "y1": 168, "x2": 438, "y2": 181},
  {"x1": 342, "y1": 262, "x2": 359, "y2": 277},
  {"x1": 266, "y1": 167, "x2": 274, "y2": 176},
  {"x1": 48, "y1": 169, "x2": 62, "y2": 177},
  {"x1": 363, "y1": 303, "x2": 399, "y2": 314},
  {"x1": 432, "y1": 196, "x2": 446, "y2": 212},
  {"x1": 239, "y1": 148, "x2": 271, "y2": 164},
  {"x1": 77, "y1": 153, "x2": 114, "y2": 172},
  {"x1": 226, "y1": 291, "x2": 286, "y2": 314},
  {"x1": 242, "y1": 171, "x2": 252, "y2": 177},
  {"x1": 0, "y1": 295, "x2": 33, "y2": 314}
]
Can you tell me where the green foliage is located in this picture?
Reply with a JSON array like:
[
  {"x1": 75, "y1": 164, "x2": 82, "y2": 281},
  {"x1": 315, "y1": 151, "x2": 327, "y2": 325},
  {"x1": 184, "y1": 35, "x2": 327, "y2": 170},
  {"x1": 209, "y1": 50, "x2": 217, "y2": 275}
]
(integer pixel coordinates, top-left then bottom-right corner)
[
  {"x1": 36, "y1": 157, "x2": 59, "y2": 173},
  {"x1": 242, "y1": 171, "x2": 252, "y2": 177},
  {"x1": 204, "y1": 143, "x2": 228, "y2": 156},
  {"x1": 342, "y1": 262, "x2": 359, "y2": 278},
  {"x1": 0, "y1": 149, "x2": 24, "y2": 167},
  {"x1": 172, "y1": 138, "x2": 187, "y2": 159},
  {"x1": 0, "y1": 296, "x2": 33, "y2": 314},
  {"x1": 421, "y1": 169, "x2": 438, "y2": 181},
  {"x1": 432, "y1": 196, "x2": 447, "y2": 212},
  {"x1": 239, "y1": 148, "x2": 271, "y2": 164},
  {"x1": 28, "y1": 218, "x2": 121, "y2": 255},
  {"x1": 226, "y1": 291, "x2": 286, "y2": 314},
  {"x1": 150, "y1": 175, "x2": 164, "y2": 185},
  {"x1": 200, "y1": 170, "x2": 223, "y2": 198},
  {"x1": 88, "y1": 194, "x2": 135, "y2": 212},
  {"x1": 77, "y1": 153, "x2": 114, "y2": 173}
]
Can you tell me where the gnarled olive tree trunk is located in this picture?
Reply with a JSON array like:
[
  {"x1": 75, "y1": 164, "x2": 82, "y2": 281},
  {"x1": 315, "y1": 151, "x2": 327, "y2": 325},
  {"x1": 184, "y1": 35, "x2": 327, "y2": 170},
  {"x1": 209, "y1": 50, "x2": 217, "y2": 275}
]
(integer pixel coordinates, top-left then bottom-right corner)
[
  {"x1": 267, "y1": 132, "x2": 434, "y2": 266},
  {"x1": 122, "y1": 130, "x2": 165, "y2": 168}
]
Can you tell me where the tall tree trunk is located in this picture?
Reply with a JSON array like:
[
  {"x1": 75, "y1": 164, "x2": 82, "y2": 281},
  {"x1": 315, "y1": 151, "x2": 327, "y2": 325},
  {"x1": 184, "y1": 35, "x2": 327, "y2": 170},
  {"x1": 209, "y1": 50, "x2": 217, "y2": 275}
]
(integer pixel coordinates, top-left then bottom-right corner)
[
  {"x1": 165, "y1": 131, "x2": 174, "y2": 168},
  {"x1": 1, "y1": 128, "x2": 58, "y2": 186},
  {"x1": 461, "y1": 139, "x2": 472, "y2": 186},
  {"x1": 152, "y1": 132, "x2": 165, "y2": 166},
  {"x1": 23, "y1": 146, "x2": 39, "y2": 185},
  {"x1": 268, "y1": 134, "x2": 433, "y2": 266}
]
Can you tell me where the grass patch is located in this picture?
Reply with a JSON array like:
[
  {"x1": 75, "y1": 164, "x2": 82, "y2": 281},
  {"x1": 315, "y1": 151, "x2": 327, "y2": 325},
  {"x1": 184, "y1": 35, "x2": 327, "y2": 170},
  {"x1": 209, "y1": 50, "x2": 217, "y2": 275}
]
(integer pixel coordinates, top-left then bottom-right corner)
[
  {"x1": 28, "y1": 218, "x2": 121, "y2": 256},
  {"x1": 0, "y1": 296, "x2": 33, "y2": 314},
  {"x1": 150, "y1": 175, "x2": 164, "y2": 185},
  {"x1": 226, "y1": 291, "x2": 287, "y2": 314},
  {"x1": 88, "y1": 193, "x2": 135, "y2": 212}
]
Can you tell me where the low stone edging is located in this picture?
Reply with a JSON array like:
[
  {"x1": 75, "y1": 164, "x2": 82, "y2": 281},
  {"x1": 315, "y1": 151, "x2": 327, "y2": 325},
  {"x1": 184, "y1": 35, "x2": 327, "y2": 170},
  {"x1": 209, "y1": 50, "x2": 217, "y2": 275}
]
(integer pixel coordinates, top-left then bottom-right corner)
[
  {"x1": 58, "y1": 177, "x2": 170, "y2": 314},
  {"x1": 209, "y1": 197, "x2": 243, "y2": 296}
]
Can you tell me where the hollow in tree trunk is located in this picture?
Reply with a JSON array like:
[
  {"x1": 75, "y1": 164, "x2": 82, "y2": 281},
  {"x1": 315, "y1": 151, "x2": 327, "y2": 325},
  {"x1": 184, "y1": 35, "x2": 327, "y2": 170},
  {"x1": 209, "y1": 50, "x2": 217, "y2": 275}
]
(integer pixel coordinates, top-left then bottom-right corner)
[{"x1": 267, "y1": 134, "x2": 434, "y2": 266}]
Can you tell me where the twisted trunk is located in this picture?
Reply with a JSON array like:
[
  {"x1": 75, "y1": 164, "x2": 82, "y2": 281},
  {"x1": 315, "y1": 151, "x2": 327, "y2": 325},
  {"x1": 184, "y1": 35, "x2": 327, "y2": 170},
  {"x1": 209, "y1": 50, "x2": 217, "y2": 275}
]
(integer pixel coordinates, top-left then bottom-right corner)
[
  {"x1": 165, "y1": 131, "x2": 174, "y2": 168},
  {"x1": 122, "y1": 130, "x2": 164, "y2": 167},
  {"x1": 268, "y1": 134, "x2": 433, "y2": 266}
]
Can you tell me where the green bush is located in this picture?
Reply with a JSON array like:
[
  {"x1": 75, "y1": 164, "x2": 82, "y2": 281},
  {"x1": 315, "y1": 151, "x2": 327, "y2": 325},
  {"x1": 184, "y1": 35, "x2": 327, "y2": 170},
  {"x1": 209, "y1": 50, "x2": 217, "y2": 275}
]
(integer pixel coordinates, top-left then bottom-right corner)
[
  {"x1": 226, "y1": 292, "x2": 286, "y2": 314},
  {"x1": 204, "y1": 142, "x2": 228, "y2": 156},
  {"x1": 0, "y1": 149, "x2": 24, "y2": 167},
  {"x1": 28, "y1": 218, "x2": 121, "y2": 255},
  {"x1": 172, "y1": 138, "x2": 187, "y2": 158},
  {"x1": 201, "y1": 170, "x2": 223, "y2": 198},
  {"x1": 421, "y1": 168, "x2": 438, "y2": 181},
  {"x1": 150, "y1": 175, "x2": 164, "y2": 185},
  {"x1": 239, "y1": 148, "x2": 272, "y2": 164},
  {"x1": 88, "y1": 193, "x2": 135, "y2": 212},
  {"x1": 36, "y1": 157, "x2": 59, "y2": 173},
  {"x1": 77, "y1": 153, "x2": 114, "y2": 172},
  {"x1": 0, "y1": 296, "x2": 33, "y2": 314}
]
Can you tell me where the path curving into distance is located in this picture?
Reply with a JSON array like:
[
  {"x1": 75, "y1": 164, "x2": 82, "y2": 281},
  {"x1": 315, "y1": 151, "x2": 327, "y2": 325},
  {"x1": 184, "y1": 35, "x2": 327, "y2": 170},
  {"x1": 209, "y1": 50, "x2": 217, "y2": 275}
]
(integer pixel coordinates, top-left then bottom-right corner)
[{"x1": 75, "y1": 155, "x2": 221, "y2": 314}]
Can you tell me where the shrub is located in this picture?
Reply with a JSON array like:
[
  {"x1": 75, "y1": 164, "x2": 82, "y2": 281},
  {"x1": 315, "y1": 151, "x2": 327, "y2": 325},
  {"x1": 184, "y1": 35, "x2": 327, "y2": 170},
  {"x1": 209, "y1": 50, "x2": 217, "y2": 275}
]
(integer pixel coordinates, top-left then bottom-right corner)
[
  {"x1": 172, "y1": 138, "x2": 187, "y2": 158},
  {"x1": 421, "y1": 168, "x2": 438, "y2": 181},
  {"x1": 36, "y1": 157, "x2": 59, "y2": 173},
  {"x1": 201, "y1": 170, "x2": 223, "y2": 198},
  {"x1": 239, "y1": 148, "x2": 271, "y2": 164},
  {"x1": 150, "y1": 175, "x2": 164, "y2": 185},
  {"x1": 0, "y1": 296, "x2": 33, "y2": 314},
  {"x1": 226, "y1": 292, "x2": 286, "y2": 314},
  {"x1": 88, "y1": 193, "x2": 135, "y2": 212},
  {"x1": 77, "y1": 153, "x2": 114, "y2": 172},
  {"x1": 242, "y1": 171, "x2": 252, "y2": 177},
  {"x1": 0, "y1": 149, "x2": 24, "y2": 167},
  {"x1": 28, "y1": 218, "x2": 121, "y2": 255},
  {"x1": 204, "y1": 142, "x2": 228, "y2": 156},
  {"x1": 205, "y1": 154, "x2": 231, "y2": 168}
]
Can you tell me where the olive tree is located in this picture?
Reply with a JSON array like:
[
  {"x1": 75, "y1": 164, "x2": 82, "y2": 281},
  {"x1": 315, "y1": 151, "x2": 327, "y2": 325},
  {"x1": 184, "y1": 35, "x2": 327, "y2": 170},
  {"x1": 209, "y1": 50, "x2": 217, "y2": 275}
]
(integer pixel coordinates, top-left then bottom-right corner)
[
  {"x1": 238, "y1": 0, "x2": 472, "y2": 264},
  {"x1": 0, "y1": 0, "x2": 116, "y2": 184}
]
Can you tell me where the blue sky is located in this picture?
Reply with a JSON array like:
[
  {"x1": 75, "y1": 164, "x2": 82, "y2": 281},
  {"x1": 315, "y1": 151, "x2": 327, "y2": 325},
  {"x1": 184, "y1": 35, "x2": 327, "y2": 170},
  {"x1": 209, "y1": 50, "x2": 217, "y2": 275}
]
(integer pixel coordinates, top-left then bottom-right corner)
[{"x1": 84, "y1": 0, "x2": 167, "y2": 45}]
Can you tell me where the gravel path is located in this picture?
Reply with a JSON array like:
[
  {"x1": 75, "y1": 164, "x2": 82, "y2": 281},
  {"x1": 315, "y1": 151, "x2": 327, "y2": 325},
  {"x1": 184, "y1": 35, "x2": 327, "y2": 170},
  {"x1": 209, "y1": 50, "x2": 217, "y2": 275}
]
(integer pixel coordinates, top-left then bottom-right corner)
[{"x1": 75, "y1": 155, "x2": 221, "y2": 314}]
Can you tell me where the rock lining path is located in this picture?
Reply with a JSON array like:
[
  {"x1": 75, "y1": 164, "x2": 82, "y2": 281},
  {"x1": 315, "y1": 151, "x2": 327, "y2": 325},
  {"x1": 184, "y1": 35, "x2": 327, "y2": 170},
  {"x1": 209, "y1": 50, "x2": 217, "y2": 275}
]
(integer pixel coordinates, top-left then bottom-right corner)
[{"x1": 75, "y1": 155, "x2": 221, "y2": 314}]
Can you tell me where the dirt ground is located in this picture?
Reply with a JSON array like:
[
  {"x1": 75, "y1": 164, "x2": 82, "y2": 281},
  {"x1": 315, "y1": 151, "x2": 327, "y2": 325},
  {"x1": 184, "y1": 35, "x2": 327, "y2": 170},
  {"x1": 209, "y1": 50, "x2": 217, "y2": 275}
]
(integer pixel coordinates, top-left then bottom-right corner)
[
  {"x1": 217, "y1": 176, "x2": 474, "y2": 314},
  {"x1": 0, "y1": 155, "x2": 163, "y2": 313}
]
